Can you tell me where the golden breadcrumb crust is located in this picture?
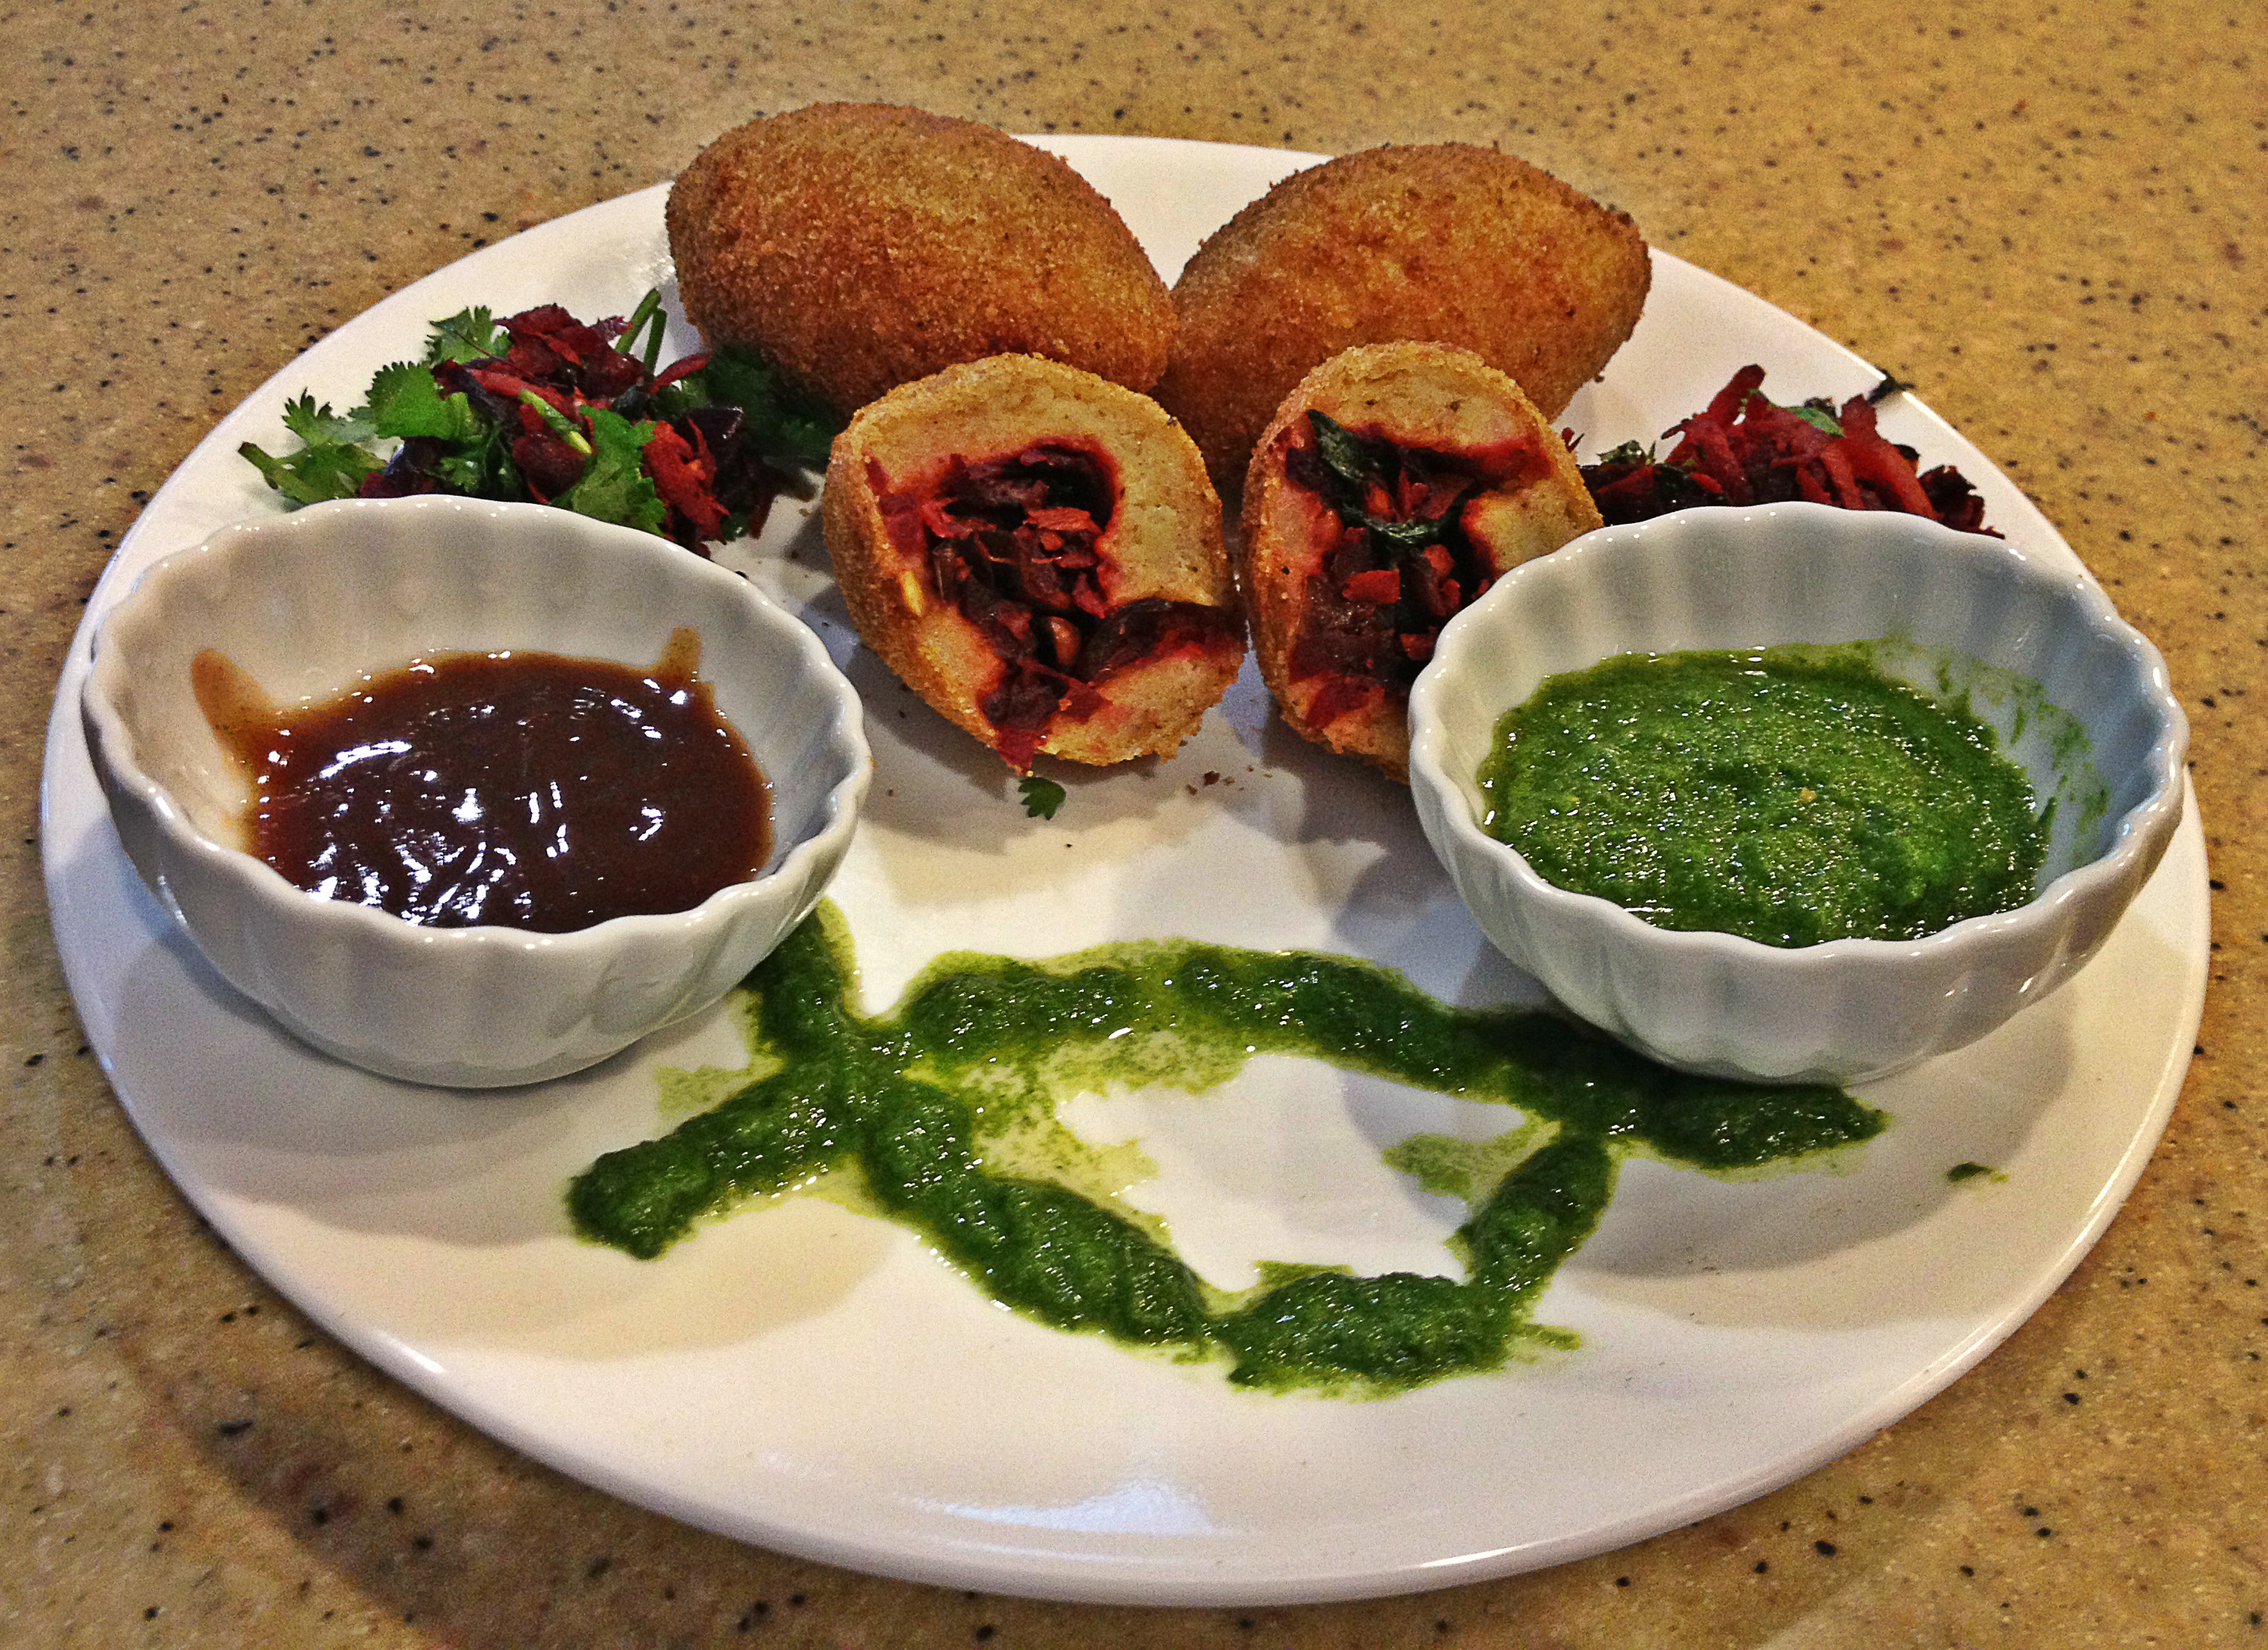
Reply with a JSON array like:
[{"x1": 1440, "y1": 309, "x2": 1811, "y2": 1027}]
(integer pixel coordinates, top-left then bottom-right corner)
[
  {"x1": 1156, "y1": 143, "x2": 1650, "y2": 497},
  {"x1": 667, "y1": 103, "x2": 1173, "y2": 419},
  {"x1": 1240, "y1": 341, "x2": 1604, "y2": 780},
  {"x1": 824, "y1": 355, "x2": 1240, "y2": 770}
]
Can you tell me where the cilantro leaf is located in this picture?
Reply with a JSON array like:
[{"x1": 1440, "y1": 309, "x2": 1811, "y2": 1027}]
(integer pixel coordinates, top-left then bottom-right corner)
[
  {"x1": 1593, "y1": 438, "x2": 1657, "y2": 467},
  {"x1": 238, "y1": 438, "x2": 378, "y2": 504},
  {"x1": 423, "y1": 306, "x2": 508, "y2": 366},
  {"x1": 1790, "y1": 404, "x2": 1844, "y2": 437},
  {"x1": 685, "y1": 346, "x2": 841, "y2": 464},
  {"x1": 1307, "y1": 410, "x2": 1376, "y2": 494},
  {"x1": 242, "y1": 392, "x2": 380, "y2": 502},
  {"x1": 430, "y1": 421, "x2": 521, "y2": 498},
  {"x1": 1359, "y1": 513, "x2": 1448, "y2": 550},
  {"x1": 278, "y1": 391, "x2": 374, "y2": 449},
  {"x1": 558, "y1": 408, "x2": 664, "y2": 530},
  {"x1": 1018, "y1": 775, "x2": 1067, "y2": 819},
  {"x1": 1300, "y1": 410, "x2": 1457, "y2": 551},
  {"x1": 363, "y1": 362, "x2": 480, "y2": 441}
]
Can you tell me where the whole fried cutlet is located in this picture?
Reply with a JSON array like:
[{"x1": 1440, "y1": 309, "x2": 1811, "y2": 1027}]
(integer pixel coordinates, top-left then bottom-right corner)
[
  {"x1": 1156, "y1": 143, "x2": 1649, "y2": 497},
  {"x1": 669, "y1": 103, "x2": 1173, "y2": 420}
]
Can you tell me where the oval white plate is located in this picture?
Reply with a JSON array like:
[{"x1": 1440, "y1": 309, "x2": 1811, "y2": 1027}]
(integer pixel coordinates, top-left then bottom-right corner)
[{"x1": 40, "y1": 137, "x2": 2208, "y2": 1606}]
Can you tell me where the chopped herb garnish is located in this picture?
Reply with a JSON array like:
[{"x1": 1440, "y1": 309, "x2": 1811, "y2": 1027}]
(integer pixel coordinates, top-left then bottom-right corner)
[
  {"x1": 1017, "y1": 775, "x2": 1067, "y2": 819},
  {"x1": 1307, "y1": 410, "x2": 1376, "y2": 493},
  {"x1": 1304, "y1": 410, "x2": 1453, "y2": 549},
  {"x1": 239, "y1": 293, "x2": 843, "y2": 554},
  {"x1": 423, "y1": 305, "x2": 510, "y2": 366}
]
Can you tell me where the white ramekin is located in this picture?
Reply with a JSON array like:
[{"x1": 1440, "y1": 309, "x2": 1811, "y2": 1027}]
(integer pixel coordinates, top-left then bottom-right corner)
[
  {"x1": 1407, "y1": 502, "x2": 2188, "y2": 1083},
  {"x1": 82, "y1": 495, "x2": 870, "y2": 1087}
]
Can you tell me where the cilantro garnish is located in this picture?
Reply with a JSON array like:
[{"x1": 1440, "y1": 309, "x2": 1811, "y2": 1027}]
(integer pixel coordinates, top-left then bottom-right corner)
[
  {"x1": 1307, "y1": 410, "x2": 1375, "y2": 493},
  {"x1": 1018, "y1": 775, "x2": 1067, "y2": 819},
  {"x1": 280, "y1": 391, "x2": 375, "y2": 449},
  {"x1": 364, "y1": 362, "x2": 480, "y2": 442},
  {"x1": 422, "y1": 305, "x2": 510, "y2": 366},
  {"x1": 238, "y1": 291, "x2": 843, "y2": 553},
  {"x1": 1304, "y1": 410, "x2": 1452, "y2": 548},
  {"x1": 238, "y1": 394, "x2": 380, "y2": 504},
  {"x1": 1591, "y1": 437, "x2": 1657, "y2": 469},
  {"x1": 561, "y1": 408, "x2": 664, "y2": 531},
  {"x1": 678, "y1": 348, "x2": 839, "y2": 466}
]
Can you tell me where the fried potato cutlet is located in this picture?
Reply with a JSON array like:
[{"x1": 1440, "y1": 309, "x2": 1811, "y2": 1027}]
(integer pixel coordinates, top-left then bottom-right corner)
[
  {"x1": 667, "y1": 103, "x2": 1173, "y2": 420},
  {"x1": 1240, "y1": 341, "x2": 1604, "y2": 780},
  {"x1": 825, "y1": 355, "x2": 1243, "y2": 772},
  {"x1": 1156, "y1": 143, "x2": 1650, "y2": 496}
]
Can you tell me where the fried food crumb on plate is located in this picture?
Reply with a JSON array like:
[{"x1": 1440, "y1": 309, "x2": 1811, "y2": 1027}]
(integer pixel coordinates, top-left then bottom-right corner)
[
  {"x1": 1156, "y1": 142, "x2": 1651, "y2": 496},
  {"x1": 667, "y1": 103, "x2": 1173, "y2": 420},
  {"x1": 1242, "y1": 341, "x2": 1604, "y2": 780},
  {"x1": 824, "y1": 355, "x2": 1244, "y2": 773}
]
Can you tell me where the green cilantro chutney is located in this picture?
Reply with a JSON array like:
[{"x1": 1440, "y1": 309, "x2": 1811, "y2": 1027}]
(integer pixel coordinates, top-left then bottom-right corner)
[
  {"x1": 1477, "y1": 644, "x2": 2050, "y2": 948},
  {"x1": 567, "y1": 903, "x2": 1884, "y2": 1395}
]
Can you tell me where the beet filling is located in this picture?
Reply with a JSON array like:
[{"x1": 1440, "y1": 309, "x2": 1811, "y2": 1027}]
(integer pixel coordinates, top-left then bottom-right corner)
[
  {"x1": 1282, "y1": 413, "x2": 1543, "y2": 730},
  {"x1": 870, "y1": 443, "x2": 1238, "y2": 767}
]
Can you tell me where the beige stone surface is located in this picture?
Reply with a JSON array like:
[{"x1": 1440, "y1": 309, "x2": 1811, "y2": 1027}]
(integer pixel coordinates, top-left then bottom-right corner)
[{"x1": 1, "y1": 0, "x2": 2259, "y2": 1644}]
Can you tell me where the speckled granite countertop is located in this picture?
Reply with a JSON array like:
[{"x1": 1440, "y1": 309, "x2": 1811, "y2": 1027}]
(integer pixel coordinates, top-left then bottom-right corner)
[{"x1": 4, "y1": 0, "x2": 2260, "y2": 1643}]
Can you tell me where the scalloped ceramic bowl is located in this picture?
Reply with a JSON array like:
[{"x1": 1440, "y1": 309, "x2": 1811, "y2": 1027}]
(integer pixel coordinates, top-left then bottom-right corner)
[
  {"x1": 1407, "y1": 502, "x2": 2188, "y2": 1084},
  {"x1": 81, "y1": 496, "x2": 870, "y2": 1088}
]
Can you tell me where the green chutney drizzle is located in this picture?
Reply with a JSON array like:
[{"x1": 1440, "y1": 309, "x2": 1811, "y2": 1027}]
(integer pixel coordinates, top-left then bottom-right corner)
[
  {"x1": 1477, "y1": 644, "x2": 2050, "y2": 947},
  {"x1": 567, "y1": 904, "x2": 1884, "y2": 1395}
]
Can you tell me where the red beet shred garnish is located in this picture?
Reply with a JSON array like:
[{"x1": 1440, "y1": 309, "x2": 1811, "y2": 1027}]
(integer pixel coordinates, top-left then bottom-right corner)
[
  {"x1": 1580, "y1": 366, "x2": 1996, "y2": 535},
  {"x1": 872, "y1": 444, "x2": 1241, "y2": 769}
]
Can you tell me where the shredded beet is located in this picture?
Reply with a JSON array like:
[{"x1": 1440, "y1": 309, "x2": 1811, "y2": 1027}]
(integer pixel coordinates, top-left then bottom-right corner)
[
  {"x1": 873, "y1": 445, "x2": 1240, "y2": 766},
  {"x1": 1282, "y1": 414, "x2": 1541, "y2": 726},
  {"x1": 643, "y1": 420, "x2": 730, "y2": 544},
  {"x1": 509, "y1": 424, "x2": 589, "y2": 499},
  {"x1": 1581, "y1": 366, "x2": 1996, "y2": 535}
]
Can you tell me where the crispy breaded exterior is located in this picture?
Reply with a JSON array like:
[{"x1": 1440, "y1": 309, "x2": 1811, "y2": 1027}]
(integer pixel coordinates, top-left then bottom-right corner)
[
  {"x1": 1241, "y1": 342, "x2": 1604, "y2": 780},
  {"x1": 825, "y1": 355, "x2": 1240, "y2": 770},
  {"x1": 1156, "y1": 143, "x2": 1650, "y2": 496},
  {"x1": 668, "y1": 104, "x2": 1172, "y2": 419}
]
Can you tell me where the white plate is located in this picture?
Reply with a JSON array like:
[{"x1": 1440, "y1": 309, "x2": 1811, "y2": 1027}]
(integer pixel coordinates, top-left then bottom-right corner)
[{"x1": 39, "y1": 137, "x2": 2209, "y2": 1606}]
